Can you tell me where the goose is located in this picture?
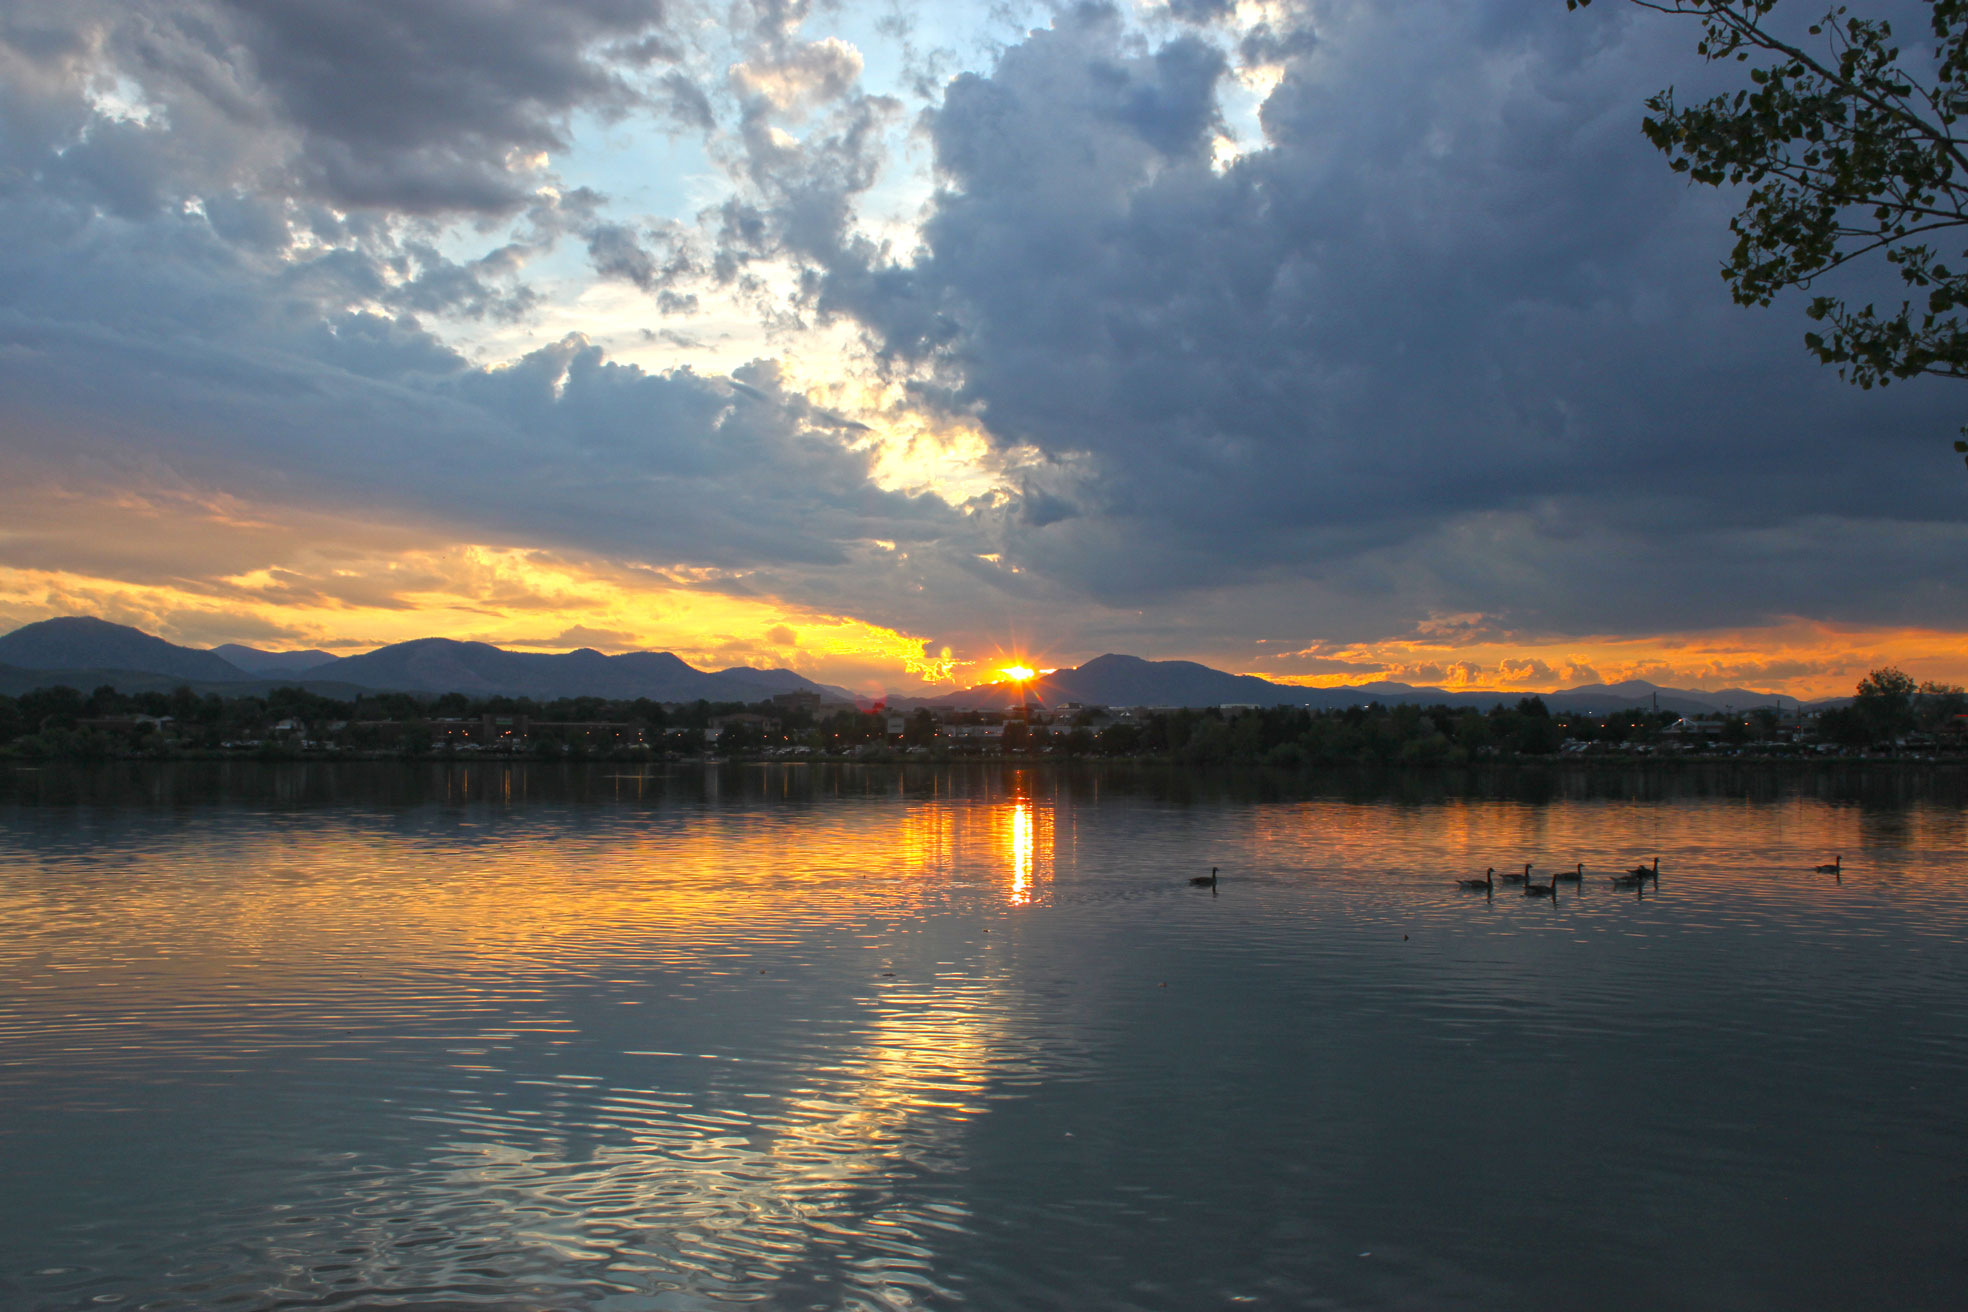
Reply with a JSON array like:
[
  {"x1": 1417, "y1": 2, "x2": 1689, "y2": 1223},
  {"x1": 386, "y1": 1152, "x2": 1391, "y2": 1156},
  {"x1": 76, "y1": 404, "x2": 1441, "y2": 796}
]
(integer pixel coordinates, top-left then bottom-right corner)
[
  {"x1": 1814, "y1": 855, "x2": 1842, "y2": 874},
  {"x1": 1189, "y1": 866, "x2": 1219, "y2": 888},
  {"x1": 1502, "y1": 863, "x2": 1533, "y2": 884},
  {"x1": 1626, "y1": 857, "x2": 1660, "y2": 879},
  {"x1": 1609, "y1": 869, "x2": 1647, "y2": 888},
  {"x1": 1457, "y1": 867, "x2": 1496, "y2": 892},
  {"x1": 1523, "y1": 871, "x2": 1558, "y2": 898},
  {"x1": 1555, "y1": 862, "x2": 1584, "y2": 882}
]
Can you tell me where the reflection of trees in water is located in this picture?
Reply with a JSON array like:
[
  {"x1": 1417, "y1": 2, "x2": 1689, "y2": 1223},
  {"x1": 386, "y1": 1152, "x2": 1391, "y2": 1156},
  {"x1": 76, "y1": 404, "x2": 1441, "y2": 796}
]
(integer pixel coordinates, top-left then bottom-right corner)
[{"x1": 11, "y1": 758, "x2": 1968, "y2": 812}]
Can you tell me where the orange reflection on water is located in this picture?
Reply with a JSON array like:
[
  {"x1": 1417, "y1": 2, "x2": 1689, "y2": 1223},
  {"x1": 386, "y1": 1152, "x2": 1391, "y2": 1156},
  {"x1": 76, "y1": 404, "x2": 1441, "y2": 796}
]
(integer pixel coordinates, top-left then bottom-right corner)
[
  {"x1": 1010, "y1": 802, "x2": 1034, "y2": 904},
  {"x1": 1000, "y1": 775, "x2": 1054, "y2": 906},
  {"x1": 887, "y1": 777, "x2": 1053, "y2": 906}
]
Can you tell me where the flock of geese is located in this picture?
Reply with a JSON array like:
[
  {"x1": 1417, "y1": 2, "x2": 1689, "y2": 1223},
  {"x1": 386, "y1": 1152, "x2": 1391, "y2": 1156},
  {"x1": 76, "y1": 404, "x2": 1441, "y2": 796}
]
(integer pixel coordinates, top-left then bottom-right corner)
[
  {"x1": 1185, "y1": 855, "x2": 1846, "y2": 898},
  {"x1": 1452, "y1": 853, "x2": 1843, "y2": 898}
]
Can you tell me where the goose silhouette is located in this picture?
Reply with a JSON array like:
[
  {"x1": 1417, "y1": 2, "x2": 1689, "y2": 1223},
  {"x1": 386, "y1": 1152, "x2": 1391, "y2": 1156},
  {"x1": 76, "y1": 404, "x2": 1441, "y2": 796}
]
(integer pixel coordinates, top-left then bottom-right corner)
[{"x1": 1457, "y1": 867, "x2": 1495, "y2": 892}]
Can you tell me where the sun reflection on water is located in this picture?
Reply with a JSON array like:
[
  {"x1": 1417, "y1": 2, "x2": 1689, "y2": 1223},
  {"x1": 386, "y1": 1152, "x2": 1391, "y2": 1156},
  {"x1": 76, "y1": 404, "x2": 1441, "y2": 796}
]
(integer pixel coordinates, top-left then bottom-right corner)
[
  {"x1": 0, "y1": 779, "x2": 1090, "y2": 1308},
  {"x1": 999, "y1": 775, "x2": 1053, "y2": 907},
  {"x1": 5, "y1": 767, "x2": 1968, "y2": 1311},
  {"x1": 1011, "y1": 801, "x2": 1033, "y2": 905}
]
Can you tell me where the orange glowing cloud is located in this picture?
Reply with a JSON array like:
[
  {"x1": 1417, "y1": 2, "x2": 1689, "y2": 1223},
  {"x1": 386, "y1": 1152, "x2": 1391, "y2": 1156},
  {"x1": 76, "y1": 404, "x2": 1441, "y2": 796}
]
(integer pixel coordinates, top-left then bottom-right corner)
[
  {"x1": 0, "y1": 544, "x2": 967, "y2": 695},
  {"x1": 1255, "y1": 617, "x2": 1968, "y2": 701}
]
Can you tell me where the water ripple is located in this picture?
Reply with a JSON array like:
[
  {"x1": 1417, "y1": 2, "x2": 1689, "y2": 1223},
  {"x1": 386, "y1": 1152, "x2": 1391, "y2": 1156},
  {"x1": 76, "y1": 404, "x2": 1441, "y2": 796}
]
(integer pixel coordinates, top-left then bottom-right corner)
[{"x1": 2, "y1": 765, "x2": 1966, "y2": 1310}]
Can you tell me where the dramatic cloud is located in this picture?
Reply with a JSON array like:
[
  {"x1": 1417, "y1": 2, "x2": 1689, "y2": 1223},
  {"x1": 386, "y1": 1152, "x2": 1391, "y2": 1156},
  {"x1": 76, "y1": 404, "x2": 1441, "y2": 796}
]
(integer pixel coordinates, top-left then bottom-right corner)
[
  {"x1": 2, "y1": 0, "x2": 1966, "y2": 695},
  {"x1": 0, "y1": 0, "x2": 1017, "y2": 678},
  {"x1": 1, "y1": 0, "x2": 674, "y2": 215},
  {"x1": 821, "y1": 1, "x2": 1968, "y2": 644}
]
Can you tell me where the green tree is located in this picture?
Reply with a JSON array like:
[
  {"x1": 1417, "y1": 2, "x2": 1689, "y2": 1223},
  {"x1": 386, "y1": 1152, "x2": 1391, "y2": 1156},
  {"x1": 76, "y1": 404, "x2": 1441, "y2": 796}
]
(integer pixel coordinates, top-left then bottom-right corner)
[
  {"x1": 396, "y1": 719, "x2": 434, "y2": 757},
  {"x1": 904, "y1": 708, "x2": 938, "y2": 747},
  {"x1": 1574, "y1": 0, "x2": 1968, "y2": 455},
  {"x1": 1098, "y1": 721, "x2": 1141, "y2": 755},
  {"x1": 1511, "y1": 699, "x2": 1565, "y2": 754},
  {"x1": 1454, "y1": 709, "x2": 1496, "y2": 755},
  {"x1": 1915, "y1": 677, "x2": 1968, "y2": 726},
  {"x1": 1854, "y1": 664, "x2": 1919, "y2": 740},
  {"x1": 716, "y1": 718, "x2": 763, "y2": 754},
  {"x1": 1817, "y1": 702, "x2": 1872, "y2": 745},
  {"x1": 19, "y1": 685, "x2": 84, "y2": 731}
]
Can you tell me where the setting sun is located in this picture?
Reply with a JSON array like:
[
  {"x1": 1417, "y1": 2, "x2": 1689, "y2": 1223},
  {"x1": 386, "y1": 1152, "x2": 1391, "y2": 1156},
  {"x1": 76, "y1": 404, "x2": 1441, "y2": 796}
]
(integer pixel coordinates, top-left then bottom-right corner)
[{"x1": 999, "y1": 665, "x2": 1037, "y2": 682}]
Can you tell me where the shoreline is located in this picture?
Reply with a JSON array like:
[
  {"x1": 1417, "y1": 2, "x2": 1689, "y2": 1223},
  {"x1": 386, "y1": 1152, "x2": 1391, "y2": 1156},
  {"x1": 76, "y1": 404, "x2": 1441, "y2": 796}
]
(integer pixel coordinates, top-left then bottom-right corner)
[{"x1": 8, "y1": 749, "x2": 1968, "y2": 771}]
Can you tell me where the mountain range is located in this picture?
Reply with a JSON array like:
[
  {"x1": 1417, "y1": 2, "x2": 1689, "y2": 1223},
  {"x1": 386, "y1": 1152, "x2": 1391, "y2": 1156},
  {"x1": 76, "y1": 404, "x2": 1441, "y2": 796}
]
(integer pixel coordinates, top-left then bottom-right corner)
[
  {"x1": 0, "y1": 618, "x2": 859, "y2": 705},
  {"x1": 0, "y1": 616, "x2": 1814, "y2": 712},
  {"x1": 0, "y1": 616, "x2": 248, "y2": 684},
  {"x1": 897, "y1": 654, "x2": 1809, "y2": 715},
  {"x1": 211, "y1": 643, "x2": 342, "y2": 676}
]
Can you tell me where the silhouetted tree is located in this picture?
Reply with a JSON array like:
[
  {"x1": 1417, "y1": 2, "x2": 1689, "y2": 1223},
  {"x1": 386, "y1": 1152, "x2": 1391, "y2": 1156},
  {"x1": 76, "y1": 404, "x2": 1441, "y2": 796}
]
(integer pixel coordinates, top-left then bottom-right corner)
[
  {"x1": 1574, "y1": 0, "x2": 1968, "y2": 456},
  {"x1": 1855, "y1": 665, "x2": 1919, "y2": 741}
]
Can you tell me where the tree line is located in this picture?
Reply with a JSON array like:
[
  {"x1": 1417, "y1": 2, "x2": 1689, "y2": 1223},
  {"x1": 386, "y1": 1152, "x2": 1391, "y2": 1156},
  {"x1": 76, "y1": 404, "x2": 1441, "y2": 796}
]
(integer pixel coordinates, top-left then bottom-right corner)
[{"x1": 0, "y1": 666, "x2": 1958, "y2": 763}]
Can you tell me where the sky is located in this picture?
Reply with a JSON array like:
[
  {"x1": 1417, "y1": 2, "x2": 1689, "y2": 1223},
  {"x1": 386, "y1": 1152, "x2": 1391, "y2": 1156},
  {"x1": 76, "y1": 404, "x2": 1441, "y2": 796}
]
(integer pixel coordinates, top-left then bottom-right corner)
[{"x1": 2, "y1": 0, "x2": 1966, "y2": 699}]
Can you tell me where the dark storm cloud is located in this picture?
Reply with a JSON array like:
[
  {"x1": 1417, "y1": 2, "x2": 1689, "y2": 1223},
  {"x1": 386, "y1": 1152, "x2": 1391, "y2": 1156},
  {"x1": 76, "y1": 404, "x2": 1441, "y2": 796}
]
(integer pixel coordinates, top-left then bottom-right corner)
[
  {"x1": 0, "y1": 146, "x2": 957, "y2": 560},
  {"x1": 100, "y1": 0, "x2": 670, "y2": 214},
  {"x1": 7, "y1": 0, "x2": 1967, "y2": 664},
  {"x1": 0, "y1": 0, "x2": 978, "y2": 614},
  {"x1": 818, "y1": 1, "x2": 1968, "y2": 638},
  {"x1": 0, "y1": 0, "x2": 710, "y2": 325}
]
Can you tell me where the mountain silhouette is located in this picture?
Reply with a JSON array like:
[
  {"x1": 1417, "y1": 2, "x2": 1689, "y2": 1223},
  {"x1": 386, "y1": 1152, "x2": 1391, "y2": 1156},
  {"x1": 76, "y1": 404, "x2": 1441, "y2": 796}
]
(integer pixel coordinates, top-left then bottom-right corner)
[
  {"x1": 251, "y1": 637, "x2": 858, "y2": 703},
  {"x1": 0, "y1": 617, "x2": 247, "y2": 683},
  {"x1": 211, "y1": 644, "x2": 342, "y2": 676},
  {"x1": 908, "y1": 653, "x2": 1794, "y2": 714},
  {"x1": 0, "y1": 620, "x2": 856, "y2": 704},
  {"x1": 0, "y1": 618, "x2": 1802, "y2": 711}
]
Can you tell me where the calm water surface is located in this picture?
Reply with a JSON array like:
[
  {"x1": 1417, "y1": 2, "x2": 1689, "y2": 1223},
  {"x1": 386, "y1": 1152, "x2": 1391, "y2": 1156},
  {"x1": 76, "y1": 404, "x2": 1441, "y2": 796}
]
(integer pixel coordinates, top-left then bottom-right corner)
[{"x1": 2, "y1": 763, "x2": 1966, "y2": 1311}]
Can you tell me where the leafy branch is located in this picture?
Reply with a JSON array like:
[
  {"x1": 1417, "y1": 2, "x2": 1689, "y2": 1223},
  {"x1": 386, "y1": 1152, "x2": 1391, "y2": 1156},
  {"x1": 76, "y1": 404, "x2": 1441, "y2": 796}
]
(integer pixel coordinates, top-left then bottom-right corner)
[{"x1": 1573, "y1": 0, "x2": 1968, "y2": 461}]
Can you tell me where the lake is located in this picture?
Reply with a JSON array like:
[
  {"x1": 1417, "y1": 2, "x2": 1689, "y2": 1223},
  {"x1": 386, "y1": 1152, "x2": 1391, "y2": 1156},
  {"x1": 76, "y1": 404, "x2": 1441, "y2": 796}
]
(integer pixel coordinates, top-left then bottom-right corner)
[{"x1": 2, "y1": 762, "x2": 1965, "y2": 1311}]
